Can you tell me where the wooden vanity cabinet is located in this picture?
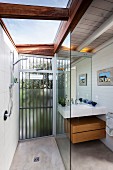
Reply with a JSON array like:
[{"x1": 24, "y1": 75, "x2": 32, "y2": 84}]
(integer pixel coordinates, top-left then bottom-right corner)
[{"x1": 64, "y1": 116, "x2": 106, "y2": 144}]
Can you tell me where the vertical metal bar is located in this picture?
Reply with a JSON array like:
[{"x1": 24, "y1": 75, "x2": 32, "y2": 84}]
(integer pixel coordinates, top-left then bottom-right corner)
[
  {"x1": 21, "y1": 71, "x2": 23, "y2": 139},
  {"x1": 47, "y1": 59, "x2": 49, "y2": 135},
  {"x1": 29, "y1": 70, "x2": 31, "y2": 138},
  {"x1": 43, "y1": 58, "x2": 44, "y2": 136},
  {"x1": 23, "y1": 73, "x2": 25, "y2": 139},
  {"x1": 19, "y1": 72, "x2": 21, "y2": 139},
  {"x1": 36, "y1": 96, "x2": 38, "y2": 137},
  {"x1": 53, "y1": 55, "x2": 57, "y2": 136},
  {"x1": 61, "y1": 60, "x2": 63, "y2": 133},
  {"x1": 49, "y1": 71, "x2": 53, "y2": 134},
  {"x1": 36, "y1": 57, "x2": 38, "y2": 136},
  {"x1": 46, "y1": 59, "x2": 48, "y2": 135},
  {"x1": 33, "y1": 57, "x2": 35, "y2": 137},
  {"x1": 46, "y1": 74, "x2": 48, "y2": 135},
  {"x1": 48, "y1": 77, "x2": 50, "y2": 135},
  {"x1": 36, "y1": 69, "x2": 38, "y2": 137},
  {"x1": 25, "y1": 72, "x2": 27, "y2": 139},
  {"x1": 51, "y1": 58, "x2": 52, "y2": 70},
  {"x1": 40, "y1": 58, "x2": 41, "y2": 136},
  {"x1": 19, "y1": 73, "x2": 20, "y2": 139}
]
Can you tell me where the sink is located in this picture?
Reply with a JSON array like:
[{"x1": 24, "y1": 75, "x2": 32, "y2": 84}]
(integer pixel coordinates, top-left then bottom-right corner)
[{"x1": 58, "y1": 104, "x2": 107, "y2": 118}]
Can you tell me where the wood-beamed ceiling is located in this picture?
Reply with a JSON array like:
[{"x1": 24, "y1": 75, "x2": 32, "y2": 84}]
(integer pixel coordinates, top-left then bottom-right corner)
[
  {"x1": 0, "y1": 18, "x2": 17, "y2": 50},
  {"x1": 71, "y1": 0, "x2": 113, "y2": 52},
  {"x1": 1, "y1": 0, "x2": 113, "y2": 56},
  {"x1": 54, "y1": 0, "x2": 94, "y2": 53},
  {"x1": 0, "y1": 0, "x2": 93, "y2": 55}
]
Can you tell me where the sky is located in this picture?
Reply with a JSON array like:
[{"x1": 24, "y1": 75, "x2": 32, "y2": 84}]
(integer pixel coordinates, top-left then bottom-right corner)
[
  {"x1": 1, "y1": 0, "x2": 69, "y2": 44},
  {"x1": 0, "y1": 0, "x2": 68, "y2": 7},
  {"x1": 99, "y1": 72, "x2": 110, "y2": 78}
]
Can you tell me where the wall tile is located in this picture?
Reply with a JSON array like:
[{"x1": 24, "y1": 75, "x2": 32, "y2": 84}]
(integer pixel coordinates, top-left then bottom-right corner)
[{"x1": 0, "y1": 25, "x2": 19, "y2": 170}]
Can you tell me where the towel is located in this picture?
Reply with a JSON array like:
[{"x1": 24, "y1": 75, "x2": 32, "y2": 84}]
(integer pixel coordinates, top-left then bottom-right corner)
[{"x1": 106, "y1": 112, "x2": 113, "y2": 136}]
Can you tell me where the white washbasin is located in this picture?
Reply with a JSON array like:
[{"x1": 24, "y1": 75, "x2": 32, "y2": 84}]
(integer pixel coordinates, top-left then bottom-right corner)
[{"x1": 58, "y1": 104, "x2": 107, "y2": 118}]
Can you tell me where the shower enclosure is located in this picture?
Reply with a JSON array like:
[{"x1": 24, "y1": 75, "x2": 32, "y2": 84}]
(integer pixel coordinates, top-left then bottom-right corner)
[
  {"x1": 18, "y1": 33, "x2": 92, "y2": 170},
  {"x1": 55, "y1": 31, "x2": 92, "y2": 170}
]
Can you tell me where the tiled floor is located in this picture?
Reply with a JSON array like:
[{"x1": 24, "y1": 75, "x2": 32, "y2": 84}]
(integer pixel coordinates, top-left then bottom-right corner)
[
  {"x1": 57, "y1": 137, "x2": 113, "y2": 170},
  {"x1": 10, "y1": 137, "x2": 65, "y2": 170}
]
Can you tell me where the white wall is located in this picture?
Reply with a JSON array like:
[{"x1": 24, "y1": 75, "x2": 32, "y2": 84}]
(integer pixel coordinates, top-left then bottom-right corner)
[
  {"x1": 92, "y1": 43, "x2": 113, "y2": 151},
  {"x1": 0, "y1": 25, "x2": 19, "y2": 170}
]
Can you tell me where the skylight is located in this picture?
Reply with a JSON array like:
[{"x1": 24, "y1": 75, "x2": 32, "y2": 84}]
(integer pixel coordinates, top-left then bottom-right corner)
[
  {"x1": 0, "y1": 0, "x2": 68, "y2": 8},
  {"x1": 3, "y1": 19, "x2": 61, "y2": 44},
  {"x1": 1, "y1": 0, "x2": 69, "y2": 44}
]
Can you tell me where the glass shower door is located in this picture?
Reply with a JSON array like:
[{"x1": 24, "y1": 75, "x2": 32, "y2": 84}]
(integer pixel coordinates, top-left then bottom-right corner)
[{"x1": 56, "y1": 33, "x2": 71, "y2": 170}]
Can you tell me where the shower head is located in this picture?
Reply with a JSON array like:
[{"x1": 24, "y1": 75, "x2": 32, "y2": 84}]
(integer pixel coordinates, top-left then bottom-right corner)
[{"x1": 13, "y1": 58, "x2": 28, "y2": 66}]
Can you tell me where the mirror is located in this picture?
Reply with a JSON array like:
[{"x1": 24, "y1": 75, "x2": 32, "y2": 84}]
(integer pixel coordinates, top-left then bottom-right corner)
[{"x1": 71, "y1": 57, "x2": 92, "y2": 102}]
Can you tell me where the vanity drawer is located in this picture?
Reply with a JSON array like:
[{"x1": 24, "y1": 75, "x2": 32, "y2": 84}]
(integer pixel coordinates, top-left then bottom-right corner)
[
  {"x1": 71, "y1": 129, "x2": 106, "y2": 144},
  {"x1": 64, "y1": 117, "x2": 106, "y2": 143},
  {"x1": 65, "y1": 117, "x2": 106, "y2": 133}
]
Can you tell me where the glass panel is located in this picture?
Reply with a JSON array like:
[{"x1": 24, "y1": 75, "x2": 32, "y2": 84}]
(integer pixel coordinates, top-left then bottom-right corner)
[
  {"x1": 70, "y1": 31, "x2": 92, "y2": 169},
  {"x1": 3, "y1": 19, "x2": 61, "y2": 44},
  {"x1": 1, "y1": 0, "x2": 69, "y2": 8},
  {"x1": 56, "y1": 33, "x2": 71, "y2": 170}
]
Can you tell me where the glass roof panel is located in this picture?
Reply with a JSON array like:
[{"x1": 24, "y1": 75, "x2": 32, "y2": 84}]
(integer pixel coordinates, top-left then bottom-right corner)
[
  {"x1": 0, "y1": 0, "x2": 68, "y2": 8},
  {"x1": 1, "y1": 0, "x2": 69, "y2": 44},
  {"x1": 3, "y1": 19, "x2": 61, "y2": 44}
]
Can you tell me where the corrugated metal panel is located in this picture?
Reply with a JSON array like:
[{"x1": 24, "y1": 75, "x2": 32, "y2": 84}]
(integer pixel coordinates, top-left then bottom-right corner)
[{"x1": 19, "y1": 57, "x2": 53, "y2": 140}]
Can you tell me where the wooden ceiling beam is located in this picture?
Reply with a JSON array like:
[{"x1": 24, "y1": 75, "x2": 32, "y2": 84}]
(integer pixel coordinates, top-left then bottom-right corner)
[
  {"x1": 54, "y1": 0, "x2": 93, "y2": 53},
  {"x1": 0, "y1": 18, "x2": 17, "y2": 51},
  {"x1": 0, "y1": 2, "x2": 69, "y2": 20},
  {"x1": 16, "y1": 44, "x2": 54, "y2": 56}
]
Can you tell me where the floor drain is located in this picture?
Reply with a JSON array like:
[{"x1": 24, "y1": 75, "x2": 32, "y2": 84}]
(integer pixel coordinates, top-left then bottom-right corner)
[{"x1": 34, "y1": 157, "x2": 39, "y2": 162}]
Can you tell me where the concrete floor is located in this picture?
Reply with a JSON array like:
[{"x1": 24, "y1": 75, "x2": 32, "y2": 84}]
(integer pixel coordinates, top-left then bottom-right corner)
[
  {"x1": 10, "y1": 136, "x2": 113, "y2": 170},
  {"x1": 57, "y1": 137, "x2": 113, "y2": 170},
  {"x1": 10, "y1": 137, "x2": 65, "y2": 170},
  {"x1": 71, "y1": 140, "x2": 113, "y2": 170}
]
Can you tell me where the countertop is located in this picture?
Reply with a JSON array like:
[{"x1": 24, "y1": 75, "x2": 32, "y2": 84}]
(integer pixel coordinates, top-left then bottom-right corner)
[{"x1": 58, "y1": 104, "x2": 107, "y2": 118}]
